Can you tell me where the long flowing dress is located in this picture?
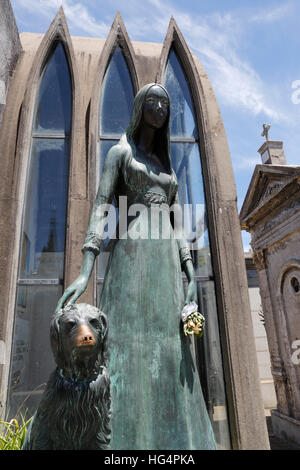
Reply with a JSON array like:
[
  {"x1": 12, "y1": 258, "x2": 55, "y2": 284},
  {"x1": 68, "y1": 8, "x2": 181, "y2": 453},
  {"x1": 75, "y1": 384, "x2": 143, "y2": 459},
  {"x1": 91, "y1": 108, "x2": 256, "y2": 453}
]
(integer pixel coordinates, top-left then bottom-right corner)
[{"x1": 83, "y1": 144, "x2": 217, "y2": 450}]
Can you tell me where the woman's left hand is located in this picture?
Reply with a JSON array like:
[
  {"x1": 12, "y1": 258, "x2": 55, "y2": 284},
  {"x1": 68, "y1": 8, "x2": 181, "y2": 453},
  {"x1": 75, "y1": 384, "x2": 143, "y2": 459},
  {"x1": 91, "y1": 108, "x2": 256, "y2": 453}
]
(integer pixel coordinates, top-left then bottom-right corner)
[{"x1": 185, "y1": 279, "x2": 197, "y2": 304}]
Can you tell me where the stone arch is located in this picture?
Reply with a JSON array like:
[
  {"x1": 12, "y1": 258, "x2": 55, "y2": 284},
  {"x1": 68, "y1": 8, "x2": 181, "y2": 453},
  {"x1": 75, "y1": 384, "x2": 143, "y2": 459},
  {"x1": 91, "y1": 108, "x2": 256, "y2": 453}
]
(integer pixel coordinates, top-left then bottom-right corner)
[
  {"x1": 1, "y1": 7, "x2": 79, "y2": 411},
  {"x1": 13, "y1": 7, "x2": 80, "y2": 244},
  {"x1": 276, "y1": 259, "x2": 300, "y2": 414},
  {"x1": 87, "y1": 13, "x2": 139, "y2": 304},
  {"x1": 87, "y1": 12, "x2": 139, "y2": 197},
  {"x1": 156, "y1": 18, "x2": 211, "y2": 161},
  {"x1": 277, "y1": 259, "x2": 300, "y2": 349},
  {"x1": 156, "y1": 17, "x2": 266, "y2": 449},
  {"x1": 16, "y1": 7, "x2": 79, "y2": 152}
]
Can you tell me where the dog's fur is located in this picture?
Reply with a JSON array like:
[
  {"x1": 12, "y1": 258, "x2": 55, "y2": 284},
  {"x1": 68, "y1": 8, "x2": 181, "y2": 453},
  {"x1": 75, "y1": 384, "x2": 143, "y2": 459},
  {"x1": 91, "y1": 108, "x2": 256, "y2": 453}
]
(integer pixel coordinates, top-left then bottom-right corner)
[{"x1": 22, "y1": 303, "x2": 111, "y2": 450}]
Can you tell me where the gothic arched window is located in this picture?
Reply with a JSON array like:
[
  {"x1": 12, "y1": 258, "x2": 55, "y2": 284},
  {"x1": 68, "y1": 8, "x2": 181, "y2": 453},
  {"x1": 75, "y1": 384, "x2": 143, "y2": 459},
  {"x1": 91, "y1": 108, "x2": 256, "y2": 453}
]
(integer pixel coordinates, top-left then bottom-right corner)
[
  {"x1": 9, "y1": 42, "x2": 72, "y2": 416},
  {"x1": 164, "y1": 48, "x2": 231, "y2": 449},
  {"x1": 165, "y1": 49, "x2": 207, "y2": 252},
  {"x1": 97, "y1": 45, "x2": 134, "y2": 298}
]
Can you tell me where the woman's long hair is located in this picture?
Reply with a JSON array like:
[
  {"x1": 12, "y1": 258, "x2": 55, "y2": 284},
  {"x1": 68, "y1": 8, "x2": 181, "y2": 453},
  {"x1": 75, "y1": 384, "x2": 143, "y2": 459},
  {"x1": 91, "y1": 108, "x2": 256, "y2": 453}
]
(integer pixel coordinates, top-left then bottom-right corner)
[{"x1": 119, "y1": 83, "x2": 177, "y2": 197}]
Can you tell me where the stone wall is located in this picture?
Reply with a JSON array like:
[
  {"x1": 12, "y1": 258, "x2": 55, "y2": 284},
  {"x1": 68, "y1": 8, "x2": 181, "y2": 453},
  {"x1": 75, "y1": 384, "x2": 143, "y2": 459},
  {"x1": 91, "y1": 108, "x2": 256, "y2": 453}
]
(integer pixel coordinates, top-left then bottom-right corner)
[
  {"x1": 0, "y1": 0, "x2": 22, "y2": 124},
  {"x1": 245, "y1": 252, "x2": 277, "y2": 411}
]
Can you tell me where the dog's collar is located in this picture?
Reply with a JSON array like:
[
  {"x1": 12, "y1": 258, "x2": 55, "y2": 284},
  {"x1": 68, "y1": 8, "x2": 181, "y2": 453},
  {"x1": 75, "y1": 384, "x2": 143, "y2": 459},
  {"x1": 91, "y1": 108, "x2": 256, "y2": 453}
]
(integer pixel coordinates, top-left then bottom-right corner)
[{"x1": 57, "y1": 367, "x2": 104, "y2": 390}]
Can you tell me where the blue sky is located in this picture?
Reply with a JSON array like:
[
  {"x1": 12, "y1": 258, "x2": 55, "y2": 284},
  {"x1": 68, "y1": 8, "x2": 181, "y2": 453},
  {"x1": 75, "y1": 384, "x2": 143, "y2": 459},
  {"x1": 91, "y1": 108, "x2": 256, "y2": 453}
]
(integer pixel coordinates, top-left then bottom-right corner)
[{"x1": 10, "y1": 0, "x2": 300, "y2": 250}]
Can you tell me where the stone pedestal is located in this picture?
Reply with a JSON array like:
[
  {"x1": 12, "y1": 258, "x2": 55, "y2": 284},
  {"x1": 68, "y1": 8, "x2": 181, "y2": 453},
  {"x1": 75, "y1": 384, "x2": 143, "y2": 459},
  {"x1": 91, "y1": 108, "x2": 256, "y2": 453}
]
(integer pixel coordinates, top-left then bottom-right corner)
[
  {"x1": 240, "y1": 162, "x2": 300, "y2": 446},
  {"x1": 258, "y1": 141, "x2": 286, "y2": 165}
]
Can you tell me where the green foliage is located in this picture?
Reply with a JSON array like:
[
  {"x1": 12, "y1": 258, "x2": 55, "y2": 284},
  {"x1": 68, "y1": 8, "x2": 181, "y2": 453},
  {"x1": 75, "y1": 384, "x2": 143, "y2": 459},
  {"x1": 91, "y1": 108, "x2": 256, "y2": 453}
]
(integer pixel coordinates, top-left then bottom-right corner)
[{"x1": 0, "y1": 415, "x2": 32, "y2": 450}]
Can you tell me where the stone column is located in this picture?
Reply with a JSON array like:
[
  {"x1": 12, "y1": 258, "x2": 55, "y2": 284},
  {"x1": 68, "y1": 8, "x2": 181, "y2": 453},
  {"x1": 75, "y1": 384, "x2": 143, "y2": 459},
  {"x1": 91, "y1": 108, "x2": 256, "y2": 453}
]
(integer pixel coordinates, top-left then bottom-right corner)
[{"x1": 253, "y1": 249, "x2": 290, "y2": 417}]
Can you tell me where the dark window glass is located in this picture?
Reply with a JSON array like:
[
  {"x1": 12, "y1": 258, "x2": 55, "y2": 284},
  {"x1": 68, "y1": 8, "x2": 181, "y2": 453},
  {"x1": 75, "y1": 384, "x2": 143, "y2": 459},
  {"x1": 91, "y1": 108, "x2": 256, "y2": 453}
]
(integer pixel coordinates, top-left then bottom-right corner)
[
  {"x1": 10, "y1": 285, "x2": 62, "y2": 416},
  {"x1": 170, "y1": 142, "x2": 211, "y2": 277},
  {"x1": 97, "y1": 48, "x2": 134, "y2": 285},
  {"x1": 8, "y1": 43, "x2": 72, "y2": 419},
  {"x1": 194, "y1": 280, "x2": 231, "y2": 450},
  {"x1": 100, "y1": 46, "x2": 134, "y2": 136},
  {"x1": 20, "y1": 139, "x2": 70, "y2": 280},
  {"x1": 165, "y1": 49, "x2": 197, "y2": 139},
  {"x1": 165, "y1": 49, "x2": 231, "y2": 449},
  {"x1": 34, "y1": 42, "x2": 72, "y2": 133}
]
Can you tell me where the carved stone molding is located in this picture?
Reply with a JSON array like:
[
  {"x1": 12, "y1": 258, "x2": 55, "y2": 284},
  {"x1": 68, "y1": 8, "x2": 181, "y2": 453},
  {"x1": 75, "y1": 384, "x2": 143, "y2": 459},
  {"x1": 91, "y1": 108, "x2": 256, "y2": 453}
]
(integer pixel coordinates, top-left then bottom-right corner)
[
  {"x1": 268, "y1": 240, "x2": 288, "y2": 257},
  {"x1": 253, "y1": 250, "x2": 265, "y2": 271},
  {"x1": 270, "y1": 356, "x2": 288, "y2": 384}
]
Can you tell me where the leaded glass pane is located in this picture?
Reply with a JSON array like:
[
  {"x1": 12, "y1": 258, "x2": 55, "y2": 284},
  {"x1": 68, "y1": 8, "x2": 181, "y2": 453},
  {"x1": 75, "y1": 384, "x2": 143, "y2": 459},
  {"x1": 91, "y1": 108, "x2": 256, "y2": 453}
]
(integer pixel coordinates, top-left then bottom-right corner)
[
  {"x1": 195, "y1": 281, "x2": 231, "y2": 450},
  {"x1": 171, "y1": 142, "x2": 212, "y2": 277},
  {"x1": 165, "y1": 49, "x2": 197, "y2": 139},
  {"x1": 182, "y1": 279, "x2": 231, "y2": 450},
  {"x1": 97, "y1": 48, "x2": 134, "y2": 286},
  {"x1": 166, "y1": 51, "x2": 231, "y2": 449},
  {"x1": 34, "y1": 42, "x2": 72, "y2": 133},
  {"x1": 100, "y1": 46, "x2": 134, "y2": 136},
  {"x1": 8, "y1": 41, "x2": 71, "y2": 420},
  {"x1": 8, "y1": 285, "x2": 62, "y2": 418},
  {"x1": 19, "y1": 139, "x2": 70, "y2": 280}
]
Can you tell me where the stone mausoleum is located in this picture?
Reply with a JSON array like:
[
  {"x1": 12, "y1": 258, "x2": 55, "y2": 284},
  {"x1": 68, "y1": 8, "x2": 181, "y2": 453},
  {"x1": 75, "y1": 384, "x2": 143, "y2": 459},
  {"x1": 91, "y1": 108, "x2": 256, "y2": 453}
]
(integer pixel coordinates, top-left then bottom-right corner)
[
  {"x1": 0, "y1": 0, "x2": 269, "y2": 449},
  {"x1": 241, "y1": 131, "x2": 300, "y2": 446}
]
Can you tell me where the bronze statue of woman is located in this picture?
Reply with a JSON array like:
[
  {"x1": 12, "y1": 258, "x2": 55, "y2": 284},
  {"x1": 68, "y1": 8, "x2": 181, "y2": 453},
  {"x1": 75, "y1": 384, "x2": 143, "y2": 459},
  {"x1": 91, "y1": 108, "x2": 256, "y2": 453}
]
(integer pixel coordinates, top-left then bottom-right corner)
[{"x1": 56, "y1": 83, "x2": 216, "y2": 450}]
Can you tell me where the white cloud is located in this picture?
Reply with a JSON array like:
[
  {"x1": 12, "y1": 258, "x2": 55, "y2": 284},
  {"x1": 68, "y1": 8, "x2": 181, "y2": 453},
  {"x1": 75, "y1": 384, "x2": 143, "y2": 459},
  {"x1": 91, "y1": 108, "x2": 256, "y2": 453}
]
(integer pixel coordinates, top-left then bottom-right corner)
[
  {"x1": 12, "y1": 0, "x2": 110, "y2": 37},
  {"x1": 249, "y1": 2, "x2": 295, "y2": 23},
  {"x1": 233, "y1": 156, "x2": 261, "y2": 170},
  {"x1": 111, "y1": 0, "x2": 289, "y2": 122},
  {"x1": 155, "y1": 7, "x2": 285, "y2": 121},
  {"x1": 11, "y1": 0, "x2": 291, "y2": 123},
  {"x1": 192, "y1": 42, "x2": 283, "y2": 120},
  {"x1": 61, "y1": 1, "x2": 110, "y2": 37}
]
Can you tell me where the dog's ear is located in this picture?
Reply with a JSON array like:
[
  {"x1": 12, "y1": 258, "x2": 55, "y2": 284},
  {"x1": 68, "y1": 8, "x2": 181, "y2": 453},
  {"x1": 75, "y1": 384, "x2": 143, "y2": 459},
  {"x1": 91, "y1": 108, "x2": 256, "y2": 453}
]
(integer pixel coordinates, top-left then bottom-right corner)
[
  {"x1": 99, "y1": 312, "x2": 108, "y2": 341},
  {"x1": 50, "y1": 312, "x2": 62, "y2": 364},
  {"x1": 99, "y1": 312, "x2": 108, "y2": 366}
]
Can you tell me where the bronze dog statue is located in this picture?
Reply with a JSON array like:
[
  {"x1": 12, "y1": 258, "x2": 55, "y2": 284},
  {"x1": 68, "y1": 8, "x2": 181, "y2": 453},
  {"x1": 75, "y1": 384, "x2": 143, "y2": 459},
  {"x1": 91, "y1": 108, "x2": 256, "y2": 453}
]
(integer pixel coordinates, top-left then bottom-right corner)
[{"x1": 22, "y1": 303, "x2": 111, "y2": 450}]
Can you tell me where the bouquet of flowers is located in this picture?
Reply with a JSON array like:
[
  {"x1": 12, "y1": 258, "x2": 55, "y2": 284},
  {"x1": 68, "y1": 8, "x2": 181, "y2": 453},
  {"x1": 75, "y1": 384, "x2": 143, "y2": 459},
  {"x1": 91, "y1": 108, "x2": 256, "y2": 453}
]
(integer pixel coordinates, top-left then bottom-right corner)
[{"x1": 181, "y1": 301, "x2": 205, "y2": 338}]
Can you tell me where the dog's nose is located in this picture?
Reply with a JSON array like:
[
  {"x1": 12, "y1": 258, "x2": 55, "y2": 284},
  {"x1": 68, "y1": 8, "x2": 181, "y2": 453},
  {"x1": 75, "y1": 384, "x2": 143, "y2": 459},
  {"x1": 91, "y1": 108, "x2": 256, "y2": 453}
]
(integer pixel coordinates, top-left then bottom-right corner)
[{"x1": 76, "y1": 324, "x2": 96, "y2": 347}]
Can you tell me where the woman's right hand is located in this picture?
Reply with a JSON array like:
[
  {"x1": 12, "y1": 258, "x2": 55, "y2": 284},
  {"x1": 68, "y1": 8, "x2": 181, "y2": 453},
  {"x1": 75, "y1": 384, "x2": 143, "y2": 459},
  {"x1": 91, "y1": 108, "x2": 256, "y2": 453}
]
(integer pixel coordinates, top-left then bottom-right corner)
[{"x1": 55, "y1": 274, "x2": 89, "y2": 312}]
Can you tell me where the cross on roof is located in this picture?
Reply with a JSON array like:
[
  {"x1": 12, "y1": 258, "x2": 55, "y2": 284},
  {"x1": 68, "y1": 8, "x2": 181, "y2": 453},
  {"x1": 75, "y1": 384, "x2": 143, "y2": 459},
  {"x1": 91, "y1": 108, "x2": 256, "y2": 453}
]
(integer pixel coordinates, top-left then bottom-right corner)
[{"x1": 261, "y1": 123, "x2": 271, "y2": 142}]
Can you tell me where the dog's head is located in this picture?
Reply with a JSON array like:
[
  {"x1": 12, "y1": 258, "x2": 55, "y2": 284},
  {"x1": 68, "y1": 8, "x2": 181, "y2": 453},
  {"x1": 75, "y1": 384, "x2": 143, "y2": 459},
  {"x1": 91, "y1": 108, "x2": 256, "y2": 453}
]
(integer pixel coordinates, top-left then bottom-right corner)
[{"x1": 50, "y1": 303, "x2": 108, "y2": 379}]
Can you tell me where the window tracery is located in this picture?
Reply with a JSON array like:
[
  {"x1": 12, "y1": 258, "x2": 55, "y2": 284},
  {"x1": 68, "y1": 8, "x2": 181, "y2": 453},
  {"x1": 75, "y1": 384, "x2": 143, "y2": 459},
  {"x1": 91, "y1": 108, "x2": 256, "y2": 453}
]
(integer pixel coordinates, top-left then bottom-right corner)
[
  {"x1": 97, "y1": 44, "x2": 135, "y2": 292},
  {"x1": 9, "y1": 41, "x2": 72, "y2": 416}
]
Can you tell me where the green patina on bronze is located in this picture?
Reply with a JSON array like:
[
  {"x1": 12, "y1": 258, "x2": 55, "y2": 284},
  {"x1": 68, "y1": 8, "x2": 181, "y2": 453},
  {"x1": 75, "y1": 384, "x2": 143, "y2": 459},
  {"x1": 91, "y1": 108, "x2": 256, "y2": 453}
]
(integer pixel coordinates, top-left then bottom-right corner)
[
  {"x1": 56, "y1": 83, "x2": 216, "y2": 450},
  {"x1": 23, "y1": 304, "x2": 111, "y2": 450}
]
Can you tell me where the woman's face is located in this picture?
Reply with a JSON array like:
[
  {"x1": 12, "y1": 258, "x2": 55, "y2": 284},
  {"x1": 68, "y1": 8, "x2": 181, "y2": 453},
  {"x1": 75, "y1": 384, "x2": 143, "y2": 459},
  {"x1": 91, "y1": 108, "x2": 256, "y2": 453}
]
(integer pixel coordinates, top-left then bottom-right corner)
[{"x1": 142, "y1": 85, "x2": 169, "y2": 130}]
